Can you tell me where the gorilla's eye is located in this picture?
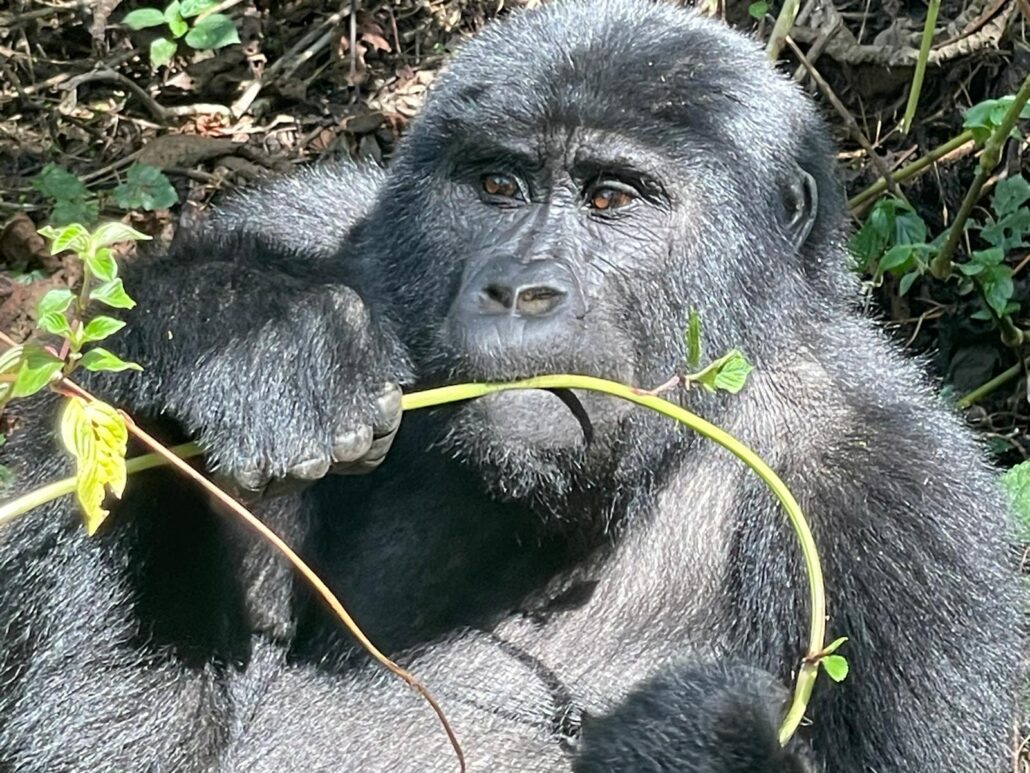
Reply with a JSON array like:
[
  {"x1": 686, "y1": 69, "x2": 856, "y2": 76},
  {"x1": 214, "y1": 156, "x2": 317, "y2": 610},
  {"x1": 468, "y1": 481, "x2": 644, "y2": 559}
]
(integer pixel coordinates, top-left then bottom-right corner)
[
  {"x1": 481, "y1": 173, "x2": 522, "y2": 200},
  {"x1": 588, "y1": 182, "x2": 636, "y2": 212}
]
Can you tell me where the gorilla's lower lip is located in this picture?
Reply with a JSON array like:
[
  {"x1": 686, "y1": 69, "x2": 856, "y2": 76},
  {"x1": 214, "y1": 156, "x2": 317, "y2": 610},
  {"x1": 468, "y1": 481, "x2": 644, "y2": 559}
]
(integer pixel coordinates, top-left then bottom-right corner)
[{"x1": 479, "y1": 388, "x2": 594, "y2": 445}]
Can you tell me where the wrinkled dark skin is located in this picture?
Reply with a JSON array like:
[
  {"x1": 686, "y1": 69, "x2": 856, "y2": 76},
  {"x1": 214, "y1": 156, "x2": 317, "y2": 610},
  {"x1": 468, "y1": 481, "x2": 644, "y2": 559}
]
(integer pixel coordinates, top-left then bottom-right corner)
[{"x1": 0, "y1": 2, "x2": 1018, "y2": 771}]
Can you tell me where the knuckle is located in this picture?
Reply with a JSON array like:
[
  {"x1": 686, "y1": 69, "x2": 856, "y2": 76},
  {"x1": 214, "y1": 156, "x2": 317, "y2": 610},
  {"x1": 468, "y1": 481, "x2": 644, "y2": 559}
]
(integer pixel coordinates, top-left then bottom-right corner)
[
  {"x1": 332, "y1": 424, "x2": 374, "y2": 463},
  {"x1": 289, "y1": 456, "x2": 331, "y2": 481}
]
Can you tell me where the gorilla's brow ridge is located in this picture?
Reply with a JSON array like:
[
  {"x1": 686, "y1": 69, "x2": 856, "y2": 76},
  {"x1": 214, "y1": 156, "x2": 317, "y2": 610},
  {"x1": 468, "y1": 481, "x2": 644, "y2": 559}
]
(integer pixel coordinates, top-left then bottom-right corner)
[{"x1": 446, "y1": 137, "x2": 542, "y2": 177}]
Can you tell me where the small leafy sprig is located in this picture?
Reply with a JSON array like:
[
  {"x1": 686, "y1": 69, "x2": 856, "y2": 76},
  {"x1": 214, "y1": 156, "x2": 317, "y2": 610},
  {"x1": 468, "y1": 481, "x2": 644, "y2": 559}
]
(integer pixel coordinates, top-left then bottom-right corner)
[
  {"x1": 123, "y1": 0, "x2": 240, "y2": 68},
  {"x1": 0, "y1": 222, "x2": 148, "y2": 533},
  {"x1": 682, "y1": 309, "x2": 753, "y2": 394},
  {"x1": 635, "y1": 310, "x2": 754, "y2": 397},
  {"x1": 811, "y1": 635, "x2": 850, "y2": 683},
  {"x1": 31, "y1": 162, "x2": 178, "y2": 227}
]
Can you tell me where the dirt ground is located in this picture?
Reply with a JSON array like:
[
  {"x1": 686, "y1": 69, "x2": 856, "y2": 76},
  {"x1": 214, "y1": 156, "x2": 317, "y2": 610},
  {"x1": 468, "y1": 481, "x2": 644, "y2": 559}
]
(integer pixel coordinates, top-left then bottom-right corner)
[{"x1": 1, "y1": 0, "x2": 1029, "y2": 764}]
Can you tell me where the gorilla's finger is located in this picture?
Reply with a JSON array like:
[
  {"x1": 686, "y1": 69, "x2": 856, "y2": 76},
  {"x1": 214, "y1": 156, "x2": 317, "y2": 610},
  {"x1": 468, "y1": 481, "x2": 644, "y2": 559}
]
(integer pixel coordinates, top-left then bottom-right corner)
[
  {"x1": 288, "y1": 455, "x2": 331, "y2": 481},
  {"x1": 213, "y1": 470, "x2": 268, "y2": 505},
  {"x1": 331, "y1": 424, "x2": 374, "y2": 464},
  {"x1": 371, "y1": 382, "x2": 403, "y2": 436},
  {"x1": 364, "y1": 427, "x2": 397, "y2": 463},
  {"x1": 235, "y1": 466, "x2": 271, "y2": 492}
]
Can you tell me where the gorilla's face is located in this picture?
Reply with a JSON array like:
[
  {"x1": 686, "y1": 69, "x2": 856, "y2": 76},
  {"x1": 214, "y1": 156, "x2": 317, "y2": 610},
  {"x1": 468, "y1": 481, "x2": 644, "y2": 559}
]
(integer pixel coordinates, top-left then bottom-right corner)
[
  {"x1": 429, "y1": 135, "x2": 671, "y2": 501},
  {"x1": 373, "y1": 1, "x2": 840, "y2": 505}
]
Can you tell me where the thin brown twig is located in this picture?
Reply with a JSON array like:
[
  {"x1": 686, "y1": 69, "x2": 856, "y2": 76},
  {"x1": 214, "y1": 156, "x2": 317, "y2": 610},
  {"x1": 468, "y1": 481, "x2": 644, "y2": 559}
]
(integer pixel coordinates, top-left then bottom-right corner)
[
  {"x1": 791, "y1": 15, "x2": 842, "y2": 83},
  {"x1": 62, "y1": 68, "x2": 170, "y2": 122},
  {"x1": 2, "y1": 49, "x2": 138, "y2": 100},
  {"x1": 0, "y1": 331, "x2": 466, "y2": 772},
  {"x1": 230, "y1": 4, "x2": 349, "y2": 116},
  {"x1": 785, "y1": 36, "x2": 901, "y2": 201},
  {"x1": 0, "y1": 0, "x2": 87, "y2": 25}
]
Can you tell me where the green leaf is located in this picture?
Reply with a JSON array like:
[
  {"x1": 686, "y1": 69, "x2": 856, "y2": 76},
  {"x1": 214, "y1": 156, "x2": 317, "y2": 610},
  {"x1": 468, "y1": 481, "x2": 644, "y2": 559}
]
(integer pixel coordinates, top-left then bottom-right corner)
[
  {"x1": 50, "y1": 198, "x2": 99, "y2": 228},
  {"x1": 0, "y1": 345, "x2": 25, "y2": 411},
  {"x1": 122, "y1": 7, "x2": 167, "y2": 29},
  {"x1": 971, "y1": 247, "x2": 1005, "y2": 266},
  {"x1": 81, "y1": 316, "x2": 127, "y2": 343},
  {"x1": 179, "y1": 0, "x2": 218, "y2": 17},
  {"x1": 90, "y1": 279, "x2": 136, "y2": 309},
  {"x1": 956, "y1": 262, "x2": 985, "y2": 276},
  {"x1": 991, "y1": 175, "x2": 1030, "y2": 218},
  {"x1": 1002, "y1": 461, "x2": 1030, "y2": 540},
  {"x1": 712, "y1": 351, "x2": 753, "y2": 394},
  {"x1": 32, "y1": 163, "x2": 89, "y2": 203},
  {"x1": 0, "y1": 345, "x2": 23, "y2": 376},
  {"x1": 184, "y1": 13, "x2": 239, "y2": 49},
  {"x1": 849, "y1": 199, "x2": 893, "y2": 269},
  {"x1": 149, "y1": 36, "x2": 178, "y2": 67},
  {"x1": 893, "y1": 208, "x2": 927, "y2": 246},
  {"x1": 37, "y1": 287, "x2": 74, "y2": 316},
  {"x1": 963, "y1": 96, "x2": 1030, "y2": 145},
  {"x1": 970, "y1": 308, "x2": 994, "y2": 321},
  {"x1": 112, "y1": 163, "x2": 178, "y2": 211},
  {"x1": 39, "y1": 223, "x2": 90, "y2": 255},
  {"x1": 982, "y1": 265, "x2": 1014, "y2": 317},
  {"x1": 90, "y1": 222, "x2": 151, "y2": 249},
  {"x1": 848, "y1": 197, "x2": 927, "y2": 275},
  {"x1": 685, "y1": 309, "x2": 701, "y2": 370},
  {"x1": 821, "y1": 654, "x2": 849, "y2": 683},
  {"x1": 981, "y1": 209, "x2": 1030, "y2": 253},
  {"x1": 823, "y1": 636, "x2": 849, "y2": 655},
  {"x1": 37, "y1": 311, "x2": 72, "y2": 337},
  {"x1": 164, "y1": 1, "x2": 188, "y2": 37},
  {"x1": 747, "y1": 0, "x2": 769, "y2": 19},
  {"x1": 85, "y1": 248, "x2": 118, "y2": 282},
  {"x1": 12, "y1": 347, "x2": 63, "y2": 397},
  {"x1": 79, "y1": 347, "x2": 142, "y2": 373},
  {"x1": 59, "y1": 396, "x2": 129, "y2": 535},
  {"x1": 877, "y1": 244, "x2": 914, "y2": 274},
  {"x1": 898, "y1": 270, "x2": 918, "y2": 296}
]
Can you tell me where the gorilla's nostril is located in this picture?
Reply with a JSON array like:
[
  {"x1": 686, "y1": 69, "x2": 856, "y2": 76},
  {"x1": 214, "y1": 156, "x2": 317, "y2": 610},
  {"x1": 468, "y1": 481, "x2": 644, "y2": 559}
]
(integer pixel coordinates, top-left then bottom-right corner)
[
  {"x1": 516, "y1": 286, "x2": 566, "y2": 316},
  {"x1": 481, "y1": 284, "x2": 515, "y2": 313}
]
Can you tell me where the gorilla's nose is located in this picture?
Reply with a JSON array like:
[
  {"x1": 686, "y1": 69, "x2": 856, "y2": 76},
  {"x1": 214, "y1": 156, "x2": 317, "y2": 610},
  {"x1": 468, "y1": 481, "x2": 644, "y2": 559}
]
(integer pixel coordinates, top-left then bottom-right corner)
[
  {"x1": 469, "y1": 258, "x2": 578, "y2": 319},
  {"x1": 480, "y1": 282, "x2": 566, "y2": 316}
]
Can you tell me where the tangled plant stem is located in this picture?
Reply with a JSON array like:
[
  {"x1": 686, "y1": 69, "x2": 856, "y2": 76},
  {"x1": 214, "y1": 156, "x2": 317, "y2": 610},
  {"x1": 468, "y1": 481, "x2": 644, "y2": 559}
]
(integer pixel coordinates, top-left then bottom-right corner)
[{"x1": 0, "y1": 374, "x2": 829, "y2": 748}]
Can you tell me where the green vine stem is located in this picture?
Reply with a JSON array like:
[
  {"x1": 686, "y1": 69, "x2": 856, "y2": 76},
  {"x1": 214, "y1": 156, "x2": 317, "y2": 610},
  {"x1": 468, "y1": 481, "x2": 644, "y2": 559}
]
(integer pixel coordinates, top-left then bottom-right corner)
[
  {"x1": 848, "y1": 129, "x2": 975, "y2": 212},
  {"x1": 765, "y1": 0, "x2": 800, "y2": 61},
  {"x1": 900, "y1": 0, "x2": 940, "y2": 135},
  {"x1": 0, "y1": 441, "x2": 198, "y2": 529},
  {"x1": 930, "y1": 73, "x2": 1030, "y2": 280},
  {"x1": 956, "y1": 357, "x2": 1030, "y2": 409},
  {"x1": 0, "y1": 374, "x2": 828, "y2": 746}
]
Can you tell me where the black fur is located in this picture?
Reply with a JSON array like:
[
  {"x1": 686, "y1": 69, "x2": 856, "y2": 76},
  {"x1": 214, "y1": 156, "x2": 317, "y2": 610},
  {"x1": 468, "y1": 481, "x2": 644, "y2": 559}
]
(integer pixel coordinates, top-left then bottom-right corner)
[{"x1": 0, "y1": 2, "x2": 1018, "y2": 771}]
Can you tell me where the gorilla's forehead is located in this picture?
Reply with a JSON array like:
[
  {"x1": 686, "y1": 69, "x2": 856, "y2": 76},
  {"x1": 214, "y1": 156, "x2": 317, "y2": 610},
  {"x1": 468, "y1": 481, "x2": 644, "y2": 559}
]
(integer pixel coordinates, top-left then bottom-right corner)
[
  {"x1": 413, "y1": 0, "x2": 808, "y2": 171},
  {"x1": 444, "y1": 125, "x2": 693, "y2": 188}
]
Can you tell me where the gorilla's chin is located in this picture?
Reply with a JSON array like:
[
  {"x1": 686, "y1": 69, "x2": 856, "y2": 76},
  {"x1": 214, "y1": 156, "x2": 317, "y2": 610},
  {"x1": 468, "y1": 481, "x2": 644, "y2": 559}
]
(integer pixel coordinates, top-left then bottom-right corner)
[
  {"x1": 480, "y1": 390, "x2": 587, "y2": 449},
  {"x1": 439, "y1": 389, "x2": 620, "y2": 509}
]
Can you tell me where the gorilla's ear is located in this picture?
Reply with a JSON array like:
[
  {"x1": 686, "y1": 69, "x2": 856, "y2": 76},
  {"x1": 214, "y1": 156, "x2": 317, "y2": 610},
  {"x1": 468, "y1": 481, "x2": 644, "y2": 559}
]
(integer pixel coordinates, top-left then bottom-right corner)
[{"x1": 782, "y1": 168, "x2": 818, "y2": 251}]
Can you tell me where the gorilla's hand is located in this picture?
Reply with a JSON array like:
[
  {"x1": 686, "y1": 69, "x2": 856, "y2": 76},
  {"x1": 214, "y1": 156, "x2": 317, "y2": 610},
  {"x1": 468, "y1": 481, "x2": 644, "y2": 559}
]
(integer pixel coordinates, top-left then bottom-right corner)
[
  {"x1": 96, "y1": 234, "x2": 413, "y2": 497},
  {"x1": 206, "y1": 284, "x2": 410, "y2": 498},
  {"x1": 573, "y1": 663, "x2": 813, "y2": 773}
]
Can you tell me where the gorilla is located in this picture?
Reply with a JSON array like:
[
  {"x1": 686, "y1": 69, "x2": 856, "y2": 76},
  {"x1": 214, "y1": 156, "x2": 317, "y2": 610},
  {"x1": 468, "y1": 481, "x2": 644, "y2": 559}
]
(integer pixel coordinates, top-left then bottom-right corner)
[{"x1": 0, "y1": 1, "x2": 1018, "y2": 771}]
